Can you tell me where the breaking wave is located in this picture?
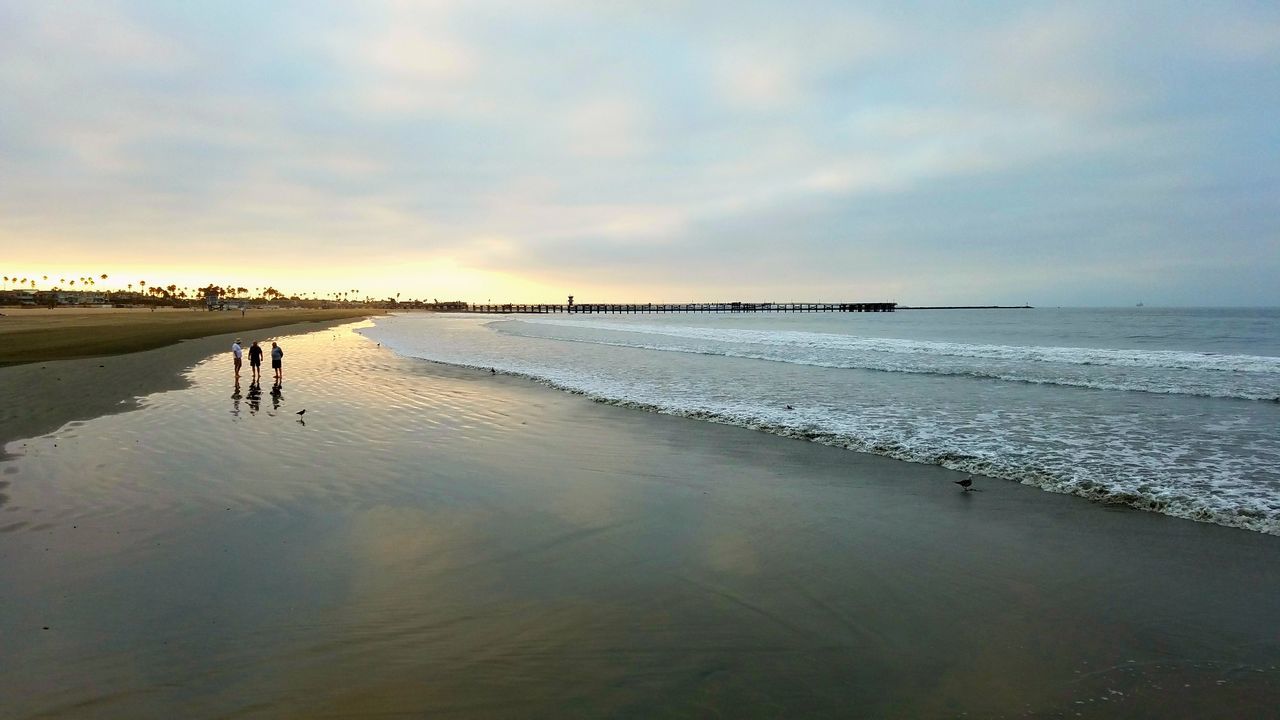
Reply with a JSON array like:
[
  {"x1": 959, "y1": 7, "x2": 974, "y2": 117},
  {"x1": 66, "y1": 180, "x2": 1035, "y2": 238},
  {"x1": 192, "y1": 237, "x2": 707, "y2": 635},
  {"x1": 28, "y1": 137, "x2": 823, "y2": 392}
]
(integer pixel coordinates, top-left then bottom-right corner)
[
  {"x1": 362, "y1": 315, "x2": 1280, "y2": 536},
  {"x1": 501, "y1": 320, "x2": 1280, "y2": 401}
]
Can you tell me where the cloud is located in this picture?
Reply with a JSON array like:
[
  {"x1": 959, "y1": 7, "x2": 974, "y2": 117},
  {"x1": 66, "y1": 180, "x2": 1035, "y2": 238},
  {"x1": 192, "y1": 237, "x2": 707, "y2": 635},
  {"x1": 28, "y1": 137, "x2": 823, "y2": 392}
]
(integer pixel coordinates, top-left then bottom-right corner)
[
  {"x1": 1, "y1": 0, "x2": 1276, "y2": 305},
  {"x1": 561, "y1": 96, "x2": 654, "y2": 159},
  {"x1": 962, "y1": 6, "x2": 1129, "y2": 117},
  {"x1": 708, "y1": 9, "x2": 894, "y2": 110},
  {"x1": 1199, "y1": 16, "x2": 1280, "y2": 62}
]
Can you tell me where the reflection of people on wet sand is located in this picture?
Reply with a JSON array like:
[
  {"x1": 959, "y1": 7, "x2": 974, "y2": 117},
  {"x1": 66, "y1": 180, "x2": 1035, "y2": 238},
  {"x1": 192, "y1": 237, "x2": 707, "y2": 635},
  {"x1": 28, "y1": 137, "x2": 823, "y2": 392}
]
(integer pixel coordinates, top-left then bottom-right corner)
[
  {"x1": 248, "y1": 341, "x2": 263, "y2": 382},
  {"x1": 231, "y1": 339, "x2": 243, "y2": 378},
  {"x1": 231, "y1": 378, "x2": 242, "y2": 417},
  {"x1": 270, "y1": 381, "x2": 283, "y2": 411},
  {"x1": 246, "y1": 382, "x2": 262, "y2": 414},
  {"x1": 271, "y1": 342, "x2": 284, "y2": 381}
]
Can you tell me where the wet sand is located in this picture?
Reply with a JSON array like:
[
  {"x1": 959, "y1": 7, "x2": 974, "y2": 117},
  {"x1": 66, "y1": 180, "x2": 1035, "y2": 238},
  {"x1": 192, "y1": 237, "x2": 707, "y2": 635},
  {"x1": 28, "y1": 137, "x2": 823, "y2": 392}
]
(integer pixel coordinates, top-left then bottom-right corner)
[
  {"x1": 1, "y1": 321, "x2": 1278, "y2": 718},
  {"x1": 0, "y1": 315, "x2": 377, "y2": 456}
]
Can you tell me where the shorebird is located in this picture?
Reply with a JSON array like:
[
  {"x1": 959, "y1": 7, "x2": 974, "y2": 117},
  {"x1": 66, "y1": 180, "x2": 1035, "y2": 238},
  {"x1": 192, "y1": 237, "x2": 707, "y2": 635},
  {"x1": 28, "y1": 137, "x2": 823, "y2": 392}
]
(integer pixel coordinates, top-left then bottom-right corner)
[
  {"x1": 954, "y1": 476, "x2": 974, "y2": 491},
  {"x1": 296, "y1": 409, "x2": 306, "y2": 416},
  {"x1": 784, "y1": 404, "x2": 794, "y2": 410}
]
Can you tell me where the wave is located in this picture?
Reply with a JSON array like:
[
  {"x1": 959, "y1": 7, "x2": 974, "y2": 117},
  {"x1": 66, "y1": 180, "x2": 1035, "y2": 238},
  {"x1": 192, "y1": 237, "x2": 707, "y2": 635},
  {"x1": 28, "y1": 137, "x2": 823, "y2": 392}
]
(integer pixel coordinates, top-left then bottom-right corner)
[
  {"x1": 514, "y1": 317, "x2": 1280, "y2": 375},
  {"x1": 497, "y1": 324, "x2": 1280, "y2": 401},
  {"x1": 358, "y1": 324, "x2": 1280, "y2": 536}
]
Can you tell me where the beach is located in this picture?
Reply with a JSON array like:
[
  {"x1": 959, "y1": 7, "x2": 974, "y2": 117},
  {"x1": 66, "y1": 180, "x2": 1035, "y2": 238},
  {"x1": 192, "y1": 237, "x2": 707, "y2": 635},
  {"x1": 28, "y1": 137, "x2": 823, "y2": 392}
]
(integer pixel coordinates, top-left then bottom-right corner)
[
  {"x1": 0, "y1": 309, "x2": 379, "y2": 454},
  {"x1": 0, "y1": 307, "x2": 379, "y2": 366},
  {"x1": 2, "y1": 318, "x2": 1278, "y2": 718}
]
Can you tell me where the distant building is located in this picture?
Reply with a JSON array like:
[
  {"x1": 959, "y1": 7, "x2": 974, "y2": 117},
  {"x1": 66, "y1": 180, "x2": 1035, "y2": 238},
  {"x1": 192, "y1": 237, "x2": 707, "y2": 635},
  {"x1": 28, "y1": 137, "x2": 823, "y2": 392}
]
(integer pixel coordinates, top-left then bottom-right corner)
[{"x1": 0, "y1": 290, "x2": 34, "y2": 306}]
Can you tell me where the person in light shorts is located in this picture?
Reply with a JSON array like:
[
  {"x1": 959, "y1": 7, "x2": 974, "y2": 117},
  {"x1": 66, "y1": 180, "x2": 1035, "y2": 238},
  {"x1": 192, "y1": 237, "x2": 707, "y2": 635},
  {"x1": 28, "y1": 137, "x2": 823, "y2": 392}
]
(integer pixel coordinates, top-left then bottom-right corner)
[{"x1": 231, "y1": 339, "x2": 243, "y2": 378}]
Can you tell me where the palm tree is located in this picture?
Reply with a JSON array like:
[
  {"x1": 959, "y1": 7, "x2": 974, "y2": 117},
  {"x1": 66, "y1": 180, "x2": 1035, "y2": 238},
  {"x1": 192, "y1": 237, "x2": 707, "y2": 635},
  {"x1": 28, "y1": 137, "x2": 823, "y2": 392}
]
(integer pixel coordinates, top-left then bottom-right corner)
[{"x1": 139, "y1": 281, "x2": 146, "y2": 293}]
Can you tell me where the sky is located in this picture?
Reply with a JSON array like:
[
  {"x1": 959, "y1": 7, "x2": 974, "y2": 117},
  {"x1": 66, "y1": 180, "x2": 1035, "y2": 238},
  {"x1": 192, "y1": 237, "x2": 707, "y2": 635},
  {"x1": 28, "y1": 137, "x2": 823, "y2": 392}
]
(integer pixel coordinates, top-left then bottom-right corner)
[{"x1": 1, "y1": 1, "x2": 1277, "y2": 305}]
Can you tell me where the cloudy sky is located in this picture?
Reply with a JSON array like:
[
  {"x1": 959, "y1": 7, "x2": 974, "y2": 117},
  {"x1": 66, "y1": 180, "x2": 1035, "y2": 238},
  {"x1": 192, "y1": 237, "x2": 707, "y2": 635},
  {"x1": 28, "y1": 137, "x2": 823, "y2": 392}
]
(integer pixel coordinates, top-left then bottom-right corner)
[{"x1": 1, "y1": 1, "x2": 1277, "y2": 305}]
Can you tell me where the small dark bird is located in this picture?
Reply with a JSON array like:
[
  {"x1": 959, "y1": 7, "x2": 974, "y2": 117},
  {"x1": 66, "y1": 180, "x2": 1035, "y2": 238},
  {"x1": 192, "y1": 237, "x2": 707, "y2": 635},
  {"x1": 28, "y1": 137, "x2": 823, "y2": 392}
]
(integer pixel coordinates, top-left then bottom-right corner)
[
  {"x1": 296, "y1": 409, "x2": 306, "y2": 416},
  {"x1": 954, "y1": 476, "x2": 974, "y2": 491},
  {"x1": 490, "y1": 368, "x2": 496, "y2": 375},
  {"x1": 784, "y1": 404, "x2": 794, "y2": 410}
]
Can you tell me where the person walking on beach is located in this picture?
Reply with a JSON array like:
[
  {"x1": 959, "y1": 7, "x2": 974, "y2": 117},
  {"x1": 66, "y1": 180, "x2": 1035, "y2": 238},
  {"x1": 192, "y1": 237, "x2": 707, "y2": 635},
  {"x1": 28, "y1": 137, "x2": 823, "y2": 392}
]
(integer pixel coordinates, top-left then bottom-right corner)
[
  {"x1": 248, "y1": 340, "x2": 263, "y2": 382},
  {"x1": 231, "y1": 339, "x2": 243, "y2": 378},
  {"x1": 271, "y1": 341, "x2": 284, "y2": 381}
]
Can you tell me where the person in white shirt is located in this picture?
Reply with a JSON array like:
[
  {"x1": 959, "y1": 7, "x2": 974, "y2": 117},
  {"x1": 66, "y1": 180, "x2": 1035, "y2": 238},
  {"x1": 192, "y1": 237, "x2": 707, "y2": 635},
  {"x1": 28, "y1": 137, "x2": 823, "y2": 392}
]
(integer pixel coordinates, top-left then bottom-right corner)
[{"x1": 232, "y1": 339, "x2": 243, "y2": 378}]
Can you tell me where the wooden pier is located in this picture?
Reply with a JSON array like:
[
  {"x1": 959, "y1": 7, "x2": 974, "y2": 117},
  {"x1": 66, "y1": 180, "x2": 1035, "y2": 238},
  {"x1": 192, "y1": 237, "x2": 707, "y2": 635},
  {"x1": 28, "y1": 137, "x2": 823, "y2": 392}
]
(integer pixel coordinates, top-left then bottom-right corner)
[
  {"x1": 450, "y1": 301, "x2": 897, "y2": 314},
  {"x1": 898, "y1": 304, "x2": 1033, "y2": 310}
]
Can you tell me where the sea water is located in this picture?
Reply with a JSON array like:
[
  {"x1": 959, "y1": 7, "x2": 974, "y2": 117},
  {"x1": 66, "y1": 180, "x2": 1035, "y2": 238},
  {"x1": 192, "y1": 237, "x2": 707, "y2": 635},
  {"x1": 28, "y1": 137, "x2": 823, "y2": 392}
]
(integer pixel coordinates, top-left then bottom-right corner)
[{"x1": 361, "y1": 307, "x2": 1280, "y2": 534}]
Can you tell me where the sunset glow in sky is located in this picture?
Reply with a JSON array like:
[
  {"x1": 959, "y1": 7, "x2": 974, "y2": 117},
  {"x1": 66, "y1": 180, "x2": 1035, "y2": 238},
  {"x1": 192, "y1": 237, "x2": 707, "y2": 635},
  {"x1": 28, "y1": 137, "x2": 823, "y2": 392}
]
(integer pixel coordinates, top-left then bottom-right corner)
[{"x1": 2, "y1": 1, "x2": 1277, "y2": 304}]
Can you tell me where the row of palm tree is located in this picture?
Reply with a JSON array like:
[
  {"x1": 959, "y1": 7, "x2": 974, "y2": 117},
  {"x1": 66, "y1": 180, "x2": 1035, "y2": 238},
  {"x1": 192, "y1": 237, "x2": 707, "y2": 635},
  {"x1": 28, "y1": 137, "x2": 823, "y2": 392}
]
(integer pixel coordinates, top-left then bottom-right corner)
[
  {"x1": 3, "y1": 273, "x2": 110, "y2": 291},
  {"x1": 2, "y1": 274, "x2": 388, "y2": 304}
]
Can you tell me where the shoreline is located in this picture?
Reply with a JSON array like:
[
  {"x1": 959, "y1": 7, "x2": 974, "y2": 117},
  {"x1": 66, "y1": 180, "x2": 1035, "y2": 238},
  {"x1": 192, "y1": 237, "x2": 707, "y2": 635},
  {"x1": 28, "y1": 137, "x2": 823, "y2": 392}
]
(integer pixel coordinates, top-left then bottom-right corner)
[
  {"x1": 360, "y1": 318, "x2": 1280, "y2": 538},
  {"x1": 0, "y1": 315, "x2": 372, "y2": 454}
]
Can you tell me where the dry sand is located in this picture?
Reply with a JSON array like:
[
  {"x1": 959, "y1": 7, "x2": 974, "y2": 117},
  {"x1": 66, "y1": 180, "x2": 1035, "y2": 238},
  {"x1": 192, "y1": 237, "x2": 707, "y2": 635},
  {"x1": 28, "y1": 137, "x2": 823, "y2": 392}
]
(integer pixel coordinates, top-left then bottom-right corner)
[{"x1": 0, "y1": 306, "x2": 378, "y2": 366}]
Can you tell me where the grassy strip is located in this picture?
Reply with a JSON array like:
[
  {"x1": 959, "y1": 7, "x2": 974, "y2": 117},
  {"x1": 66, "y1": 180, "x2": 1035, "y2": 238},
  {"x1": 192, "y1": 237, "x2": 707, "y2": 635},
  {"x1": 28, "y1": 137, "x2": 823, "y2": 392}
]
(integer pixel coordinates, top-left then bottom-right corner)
[{"x1": 0, "y1": 309, "x2": 381, "y2": 365}]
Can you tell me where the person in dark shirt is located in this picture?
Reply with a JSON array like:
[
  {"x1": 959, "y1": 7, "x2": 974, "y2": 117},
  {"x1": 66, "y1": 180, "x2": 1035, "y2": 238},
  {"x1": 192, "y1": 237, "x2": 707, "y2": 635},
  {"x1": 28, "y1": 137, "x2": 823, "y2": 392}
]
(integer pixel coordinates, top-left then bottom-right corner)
[{"x1": 248, "y1": 341, "x2": 264, "y2": 382}]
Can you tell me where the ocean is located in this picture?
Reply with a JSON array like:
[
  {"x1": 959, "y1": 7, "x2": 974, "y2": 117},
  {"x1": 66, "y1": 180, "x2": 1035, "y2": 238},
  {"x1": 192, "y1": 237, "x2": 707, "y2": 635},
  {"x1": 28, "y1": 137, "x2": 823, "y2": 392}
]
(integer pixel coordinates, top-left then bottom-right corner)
[{"x1": 362, "y1": 307, "x2": 1280, "y2": 535}]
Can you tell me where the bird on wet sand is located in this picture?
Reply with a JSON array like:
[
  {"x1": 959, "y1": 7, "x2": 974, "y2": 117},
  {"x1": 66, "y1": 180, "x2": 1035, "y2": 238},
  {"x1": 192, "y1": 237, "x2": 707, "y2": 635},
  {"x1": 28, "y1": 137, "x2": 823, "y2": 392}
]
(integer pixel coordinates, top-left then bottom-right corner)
[{"x1": 954, "y1": 475, "x2": 974, "y2": 491}]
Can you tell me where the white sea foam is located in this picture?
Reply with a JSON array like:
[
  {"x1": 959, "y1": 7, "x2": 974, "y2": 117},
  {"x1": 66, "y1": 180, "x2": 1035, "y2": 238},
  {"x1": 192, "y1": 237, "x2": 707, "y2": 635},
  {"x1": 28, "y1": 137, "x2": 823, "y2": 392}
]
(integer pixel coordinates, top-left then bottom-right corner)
[
  {"x1": 361, "y1": 314, "x2": 1280, "y2": 536},
  {"x1": 517, "y1": 317, "x2": 1280, "y2": 374},
  {"x1": 500, "y1": 320, "x2": 1280, "y2": 401}
]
